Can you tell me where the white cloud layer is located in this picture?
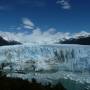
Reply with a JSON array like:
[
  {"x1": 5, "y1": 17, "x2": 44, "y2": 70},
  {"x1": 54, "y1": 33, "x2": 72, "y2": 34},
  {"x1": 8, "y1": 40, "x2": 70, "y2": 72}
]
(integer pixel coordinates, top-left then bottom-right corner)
[
  {"x1": 0, "y1": 30, "x2": 89, "y2": 44},
  {"x1": 0, "y1": 18, "x2": 89, "y2": 44},
  {"x1": 56, "y1": 0, "x2": 71, "y2": 10},
  {"x1": 22, "y1": 18, "x2": 35, "y2": 30},
  {"x1": 0, "y1": 6, "x2": 9, "y2": 10}
]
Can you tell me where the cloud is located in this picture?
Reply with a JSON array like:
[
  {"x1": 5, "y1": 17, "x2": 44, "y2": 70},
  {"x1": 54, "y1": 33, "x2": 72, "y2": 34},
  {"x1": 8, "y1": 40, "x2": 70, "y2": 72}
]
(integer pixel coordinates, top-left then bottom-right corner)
[
  {"x1": 0, "y1": 28, "x2": 71, "y2": 44},
  {"x1": 20, "y1": 18, "x2": 71, "y2": 43},
  {"x1": 0, "y1": 6, "x2": 9, "y2": 10},
  {"x1": 0, "y1": 18, "x2": 89, "y2": 44},
  {"x1": 0, "y1": 29, "x2": 90, "y2": 44},
  {"x1": 56, "y1": 0, "x2": 71, "y2": 10},
  {"x1": 0, "y1": 18, "x2": 73, "y2": 44},
  {"x1": 22, "y1": 18, "x2": 35, "y2": 30},
  {"x1": 0, "y1": 6, "x2": 5, "y2": 10}
]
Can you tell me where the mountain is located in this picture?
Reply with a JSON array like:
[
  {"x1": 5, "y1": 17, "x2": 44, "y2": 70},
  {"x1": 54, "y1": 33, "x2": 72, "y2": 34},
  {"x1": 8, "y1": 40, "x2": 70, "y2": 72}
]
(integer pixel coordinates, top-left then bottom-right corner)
[
  {"x1": 60, "y1": 36, "x2": 90, "y2": 45},
  {"x1": 0, "y1": 31, "x2": 90, "y2": 44},
  {"x1": 0, "y1": 36, "x2": 21, "y2": 46}
]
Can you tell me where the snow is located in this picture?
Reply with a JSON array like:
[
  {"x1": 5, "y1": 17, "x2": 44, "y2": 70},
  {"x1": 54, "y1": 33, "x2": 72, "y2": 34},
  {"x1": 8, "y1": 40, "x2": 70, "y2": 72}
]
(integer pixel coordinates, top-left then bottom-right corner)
[
  {"x1": 0, "y1": 31, "x2": 90, "y2": 44},
  {"x1": 73, "y1": 31, "x2": 90, "y2": 39},
  {"x1": 0, "y1": 44, "x2": 90, "y2": 85}
]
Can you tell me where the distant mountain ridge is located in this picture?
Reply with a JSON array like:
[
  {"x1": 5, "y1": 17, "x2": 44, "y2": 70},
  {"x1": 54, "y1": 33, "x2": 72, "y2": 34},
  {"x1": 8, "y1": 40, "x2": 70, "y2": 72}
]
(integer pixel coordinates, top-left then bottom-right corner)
[
  {"x1": 60, "y1": 36, "x2": 90, "y2": 45},
  {"x1": 0, "y1": 31, "x2": 90, "y2": 45},
  {"x1": 0, "y1": 36, "x2": 21, "y2": 46}
]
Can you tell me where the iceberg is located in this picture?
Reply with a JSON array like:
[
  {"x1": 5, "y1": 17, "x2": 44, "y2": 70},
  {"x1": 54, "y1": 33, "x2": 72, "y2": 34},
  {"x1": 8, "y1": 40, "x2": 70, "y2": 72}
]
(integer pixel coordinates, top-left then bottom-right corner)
[{"x1": 0, "y1": 44, "x2": 90, "y2": 89}]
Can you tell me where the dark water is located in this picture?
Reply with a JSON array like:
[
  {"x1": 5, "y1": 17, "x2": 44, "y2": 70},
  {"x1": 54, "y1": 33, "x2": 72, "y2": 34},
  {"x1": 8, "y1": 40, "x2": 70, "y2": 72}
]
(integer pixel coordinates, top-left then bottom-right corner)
[{"x1": 59, "y1": 78, "x2": 90, "y2": 90}]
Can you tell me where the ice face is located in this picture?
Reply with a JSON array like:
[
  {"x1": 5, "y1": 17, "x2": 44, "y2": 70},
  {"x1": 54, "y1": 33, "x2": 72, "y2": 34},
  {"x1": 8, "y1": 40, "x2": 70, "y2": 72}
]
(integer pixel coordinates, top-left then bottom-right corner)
[{"x1": 0, "y1": 44, "x2": 90, "y2": 86}]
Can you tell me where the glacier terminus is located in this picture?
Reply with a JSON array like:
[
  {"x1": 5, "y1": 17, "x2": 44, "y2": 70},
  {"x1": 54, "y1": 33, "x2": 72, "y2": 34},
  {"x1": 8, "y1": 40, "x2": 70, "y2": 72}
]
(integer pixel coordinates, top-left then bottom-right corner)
[{"x1": 0, "y1": 44, "x2": 90, "y2": 90}]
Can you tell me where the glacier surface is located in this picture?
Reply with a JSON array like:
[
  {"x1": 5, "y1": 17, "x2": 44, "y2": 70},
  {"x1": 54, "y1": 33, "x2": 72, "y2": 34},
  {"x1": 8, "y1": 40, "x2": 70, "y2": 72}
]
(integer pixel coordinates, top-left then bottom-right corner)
[{"x1": 0, "y1": 44, "x2": 90, "y2": 87}]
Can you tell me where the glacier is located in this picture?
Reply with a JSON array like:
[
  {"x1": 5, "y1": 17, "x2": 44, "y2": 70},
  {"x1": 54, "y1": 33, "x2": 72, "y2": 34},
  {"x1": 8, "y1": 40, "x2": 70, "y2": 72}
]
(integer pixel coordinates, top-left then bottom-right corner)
[{"x1": 0, "y1": 44, "x2": 90, "y2": 89}]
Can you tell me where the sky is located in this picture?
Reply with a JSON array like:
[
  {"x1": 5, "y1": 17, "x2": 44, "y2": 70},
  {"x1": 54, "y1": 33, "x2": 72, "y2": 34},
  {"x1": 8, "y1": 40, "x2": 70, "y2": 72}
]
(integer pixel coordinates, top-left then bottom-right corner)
[{"x1": 0, "y1": 0, "x2": 90, "y2": 33}]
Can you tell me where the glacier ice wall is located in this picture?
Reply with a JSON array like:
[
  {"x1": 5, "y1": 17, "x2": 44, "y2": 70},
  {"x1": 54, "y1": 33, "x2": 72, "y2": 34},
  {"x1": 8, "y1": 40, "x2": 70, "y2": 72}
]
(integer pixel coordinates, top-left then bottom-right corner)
[
  {"x1": 0, "y1": 44, "x2": 90, "y2": 85},
  {"x1": 0, "y1": 44, "x2": 90, "y2": 72}
]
